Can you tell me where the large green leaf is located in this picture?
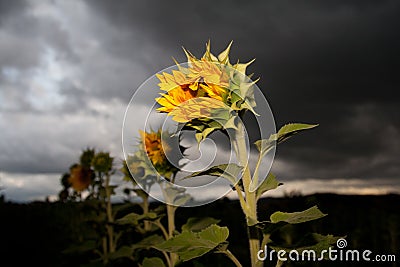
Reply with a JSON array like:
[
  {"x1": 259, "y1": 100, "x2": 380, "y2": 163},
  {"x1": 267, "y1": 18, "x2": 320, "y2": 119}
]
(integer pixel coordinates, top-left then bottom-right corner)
[
  {"x1": 154, "y1": 224, "x2": 229, "y2": 261},
  {"x1": 254, "y1": 123, "x2": 318, "y2": 158},
  {"x1": 163, "y1": 186, "x2": 192, "y2": 206},
  {"x1": 255, "y1": 172, "x2": 282, "y2": 199},
  {"x1": 270, "y1": 233, "x2": 343, "y2": 260},
  {"x1": 274, "y1": 123, "x2": 318, "y2": 144},
  {"x1": 116, "y1": 212, "x2": 158, "y2": 225},
  {"x1": 109, "y1": 246, "x2": 134, "y2": 260},
  {"x1": 297, "y1": 234, "x2": 342, "y2": 256},
  {"x1": 183, "y1": 163, "x2": 243, "y2": 185},
  {"x1": 142, "y1": 257, "x2": 166, "y2": 267},
  {"x1": 182, "y1": 217, "x2": 221, "y2": 232},
  {"x1": 270, "y1": 206, "x2": 326, "y2": 224},
  {"x1": 112, "y1": 202, "x2": 136, "y2": 218},
  {"x1": 132, "y1": 234, "x2": 164, "y2": 250}
]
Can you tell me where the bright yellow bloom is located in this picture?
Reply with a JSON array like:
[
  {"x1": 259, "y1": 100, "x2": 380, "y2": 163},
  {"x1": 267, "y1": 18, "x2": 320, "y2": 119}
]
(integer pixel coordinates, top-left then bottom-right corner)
[
  {"x1": 156, "y1": 48, "x2": 230, "y2": 118},
  {"x1": 156, "y1": 41, "x2": 256, "y2": 123},
  {"x1": 69, "y1": 165, "x2": 93, "y2": 192},
  {"x1": 139, "y1": 129, "x2": 170, "y2": 166},
  {"x1": 155, "y1": 61, "x2": 229, "y2": 114}
]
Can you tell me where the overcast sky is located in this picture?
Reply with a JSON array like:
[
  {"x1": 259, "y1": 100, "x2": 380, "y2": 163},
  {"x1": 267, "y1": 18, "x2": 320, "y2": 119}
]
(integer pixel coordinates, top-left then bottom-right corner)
[{"x1": 1, "y1": 0, "x2": 399, "y2": 202}]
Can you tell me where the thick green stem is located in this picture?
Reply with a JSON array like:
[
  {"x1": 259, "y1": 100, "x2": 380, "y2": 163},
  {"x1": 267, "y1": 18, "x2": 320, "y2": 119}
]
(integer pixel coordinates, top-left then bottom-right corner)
[
  {"x1": 234, "y1": 123, "x2": 262, "y2": 267},
  {"x1": 162, "y1": 251, "x2": 172, "y2": 267},
  {"x1": 152, "y1": 220, "x2": 169, "y2": 240},
  {"x1": 102, "y1": 237, "x2": 108, "y2": 264},
  {"x1": 252, "y1": 151, "x2": 264, "y2": 191},
  {"x1": 142, "y1": 194, "x2": 151, "y2": 231},
  {"x1": 166, "y1": 204, "x2": 176, "y2": 237},
  {"x1": 222, "y1": 250, "x2": 243, "y2": 267},
  {"x1": 105, "y1": 173, "x2": 115, "y2": 253},
  {"x1": 166, "y1": 204, "x2": 178, "y2": 266}
]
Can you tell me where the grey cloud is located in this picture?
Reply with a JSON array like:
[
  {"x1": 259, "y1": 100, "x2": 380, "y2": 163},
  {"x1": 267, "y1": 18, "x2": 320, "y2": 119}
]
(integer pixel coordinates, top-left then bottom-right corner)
[
  {"x1": 273, "y1": 103, "x2": 400, "y2": 180},
  {"x1": 1, "y1": 0, "x2": 399, "y2": 187},
  {"x1": 0, "y1": 2, "x2": 76, "y2": 70},
  {"x1": 0, "y1": 0, "x2": 28, "y2": 25}
]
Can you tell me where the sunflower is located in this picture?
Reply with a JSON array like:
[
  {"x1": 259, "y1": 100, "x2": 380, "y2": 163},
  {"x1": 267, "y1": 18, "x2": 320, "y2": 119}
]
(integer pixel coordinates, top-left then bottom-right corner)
[
  {"x1": 155, "y1": 41, "x2": 255, "y2": 124},
  {"x1": 92, "y1": 152, "x2": 113, "y2": 173},
  {"x1": 68, "y1": 165, "x2": 93, "y2": 192},
  {"x1": 156, "y1": 49, "x2": 231, "y2": 120},
  {"x1": 139, "y1": 129, "x2": 170, "y2": 166}
]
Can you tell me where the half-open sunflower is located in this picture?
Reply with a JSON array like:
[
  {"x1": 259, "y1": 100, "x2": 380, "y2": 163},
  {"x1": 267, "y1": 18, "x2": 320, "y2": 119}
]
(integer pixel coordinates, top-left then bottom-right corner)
[{"x1": 156, "y1": 41, "x2": 256, "y2": 124}]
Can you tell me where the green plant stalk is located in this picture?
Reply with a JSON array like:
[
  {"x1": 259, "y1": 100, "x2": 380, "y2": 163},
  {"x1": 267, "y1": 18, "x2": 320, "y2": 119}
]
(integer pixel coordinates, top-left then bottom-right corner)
[
  {"x1": 105, "y1": 173, "x2": 115, "y2": 253},
  {"x1": 162, "y1": 250, "x2": 172, "y2": 267},
  {"x1": 251, "y1": 151, "x2": 264, "y2": 191},
  {"x1": 102, "y1": 236, "x2": 108, "y2": 264},
  {"x1": 234, "y1": 123, "x2": 262, "y2": 267},
  {"x1": 219, "y1": 249, "x2": 243, "y2": 267},
  {"x1": 166, "y1": 204, "x2": 178, "y2": 266},
  {"x1": 153, "y1": 220, "x2": 169, "y2": 240},
  {"x1": 142, "y1": 193, "x2": 151, "y2": 231}
]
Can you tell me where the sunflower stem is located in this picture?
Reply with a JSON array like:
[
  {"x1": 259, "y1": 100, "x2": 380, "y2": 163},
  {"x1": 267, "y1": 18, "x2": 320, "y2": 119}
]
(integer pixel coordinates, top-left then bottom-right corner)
[
  {"x1": 166, "y1": 204, "x2": 178, "y2": 266},
  {"x1": 219, "y1": 249, "x2": 243, "y2": 267},
  {"x1": 142, "y1": 193, "x2": 151, "y2": 231},
  {"x1": 105, "y1": 173, "x2": 115, "y2": 253},
  {"x1": 234, "y1": 123, "x2": 262, "y2": 267}
]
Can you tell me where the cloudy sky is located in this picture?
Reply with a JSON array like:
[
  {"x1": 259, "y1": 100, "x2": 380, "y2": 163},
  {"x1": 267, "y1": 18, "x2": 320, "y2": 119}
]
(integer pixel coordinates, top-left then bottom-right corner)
[{"x1": 1, "y1": 0, "x2": 399, "y2": 202}]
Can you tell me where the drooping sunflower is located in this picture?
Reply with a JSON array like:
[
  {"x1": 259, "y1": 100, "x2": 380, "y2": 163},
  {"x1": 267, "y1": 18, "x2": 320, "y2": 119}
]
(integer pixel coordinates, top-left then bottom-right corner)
[
  {"x1": 139, "y1": 129, "x2": 170, "y2": 166},
  {"x1": 68, "y1": 164, "x2": 93, "y2": 192},
  {"x1": 135, "y1": 129, "x2": 179, "y2": 180}
]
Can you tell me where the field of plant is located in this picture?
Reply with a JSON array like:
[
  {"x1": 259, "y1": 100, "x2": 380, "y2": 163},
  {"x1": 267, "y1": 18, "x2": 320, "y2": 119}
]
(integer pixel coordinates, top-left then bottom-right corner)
[{"x1": 1, "y1": 193, "x2": 398, "y2": 266}]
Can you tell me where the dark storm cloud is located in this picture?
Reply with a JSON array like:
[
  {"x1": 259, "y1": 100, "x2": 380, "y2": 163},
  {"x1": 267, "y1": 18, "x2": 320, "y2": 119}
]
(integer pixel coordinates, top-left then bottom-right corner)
[
  {"x1": 0, "y1": 0, "x2": 76, "y2": 71},
  {"x1": 273, "y1": 103, "x2": 400, "y2": 179},
  {"x1": 85, "y1": 0, "x2": 400, "y2": 180},
  {"x1": 0, "y1": 0, "x2": 28, "y2": 24},
  {"x1": 0, "y1": 0, "x2": 398, "y2": 182}
]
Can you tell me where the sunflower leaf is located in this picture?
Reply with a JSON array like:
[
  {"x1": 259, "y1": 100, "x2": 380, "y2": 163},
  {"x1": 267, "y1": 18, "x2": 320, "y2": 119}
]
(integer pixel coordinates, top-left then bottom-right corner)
[
  {"x1": 255, "y1": 123, "x2": 318, "y2": 159},
  {"x1": 270, "y1": 206, "x2": 327, "y2": 224},
  {"x1": 182, "y1": 163, "x2": 243, "y2": 185},
  {"x1": 256, "y1": 172, "x2": 282, "y2": 200},
  {"x1": 182, "y1": 217, "x2": 221, "y2": 232},
  {"x1": 142, "y1": 257, "x2": 166, "y2": 267},
  {"x1": 154, "y1": 224, "x2": 229, "y2": 261}
]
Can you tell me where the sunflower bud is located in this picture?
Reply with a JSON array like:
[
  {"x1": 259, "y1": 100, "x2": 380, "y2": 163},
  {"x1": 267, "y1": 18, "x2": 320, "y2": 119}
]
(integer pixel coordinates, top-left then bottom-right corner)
[
  {"x1": 80, "y1": 148, "x2": 95, "y2": 168},
  {"x1": 92, "y1": 152, "x2": 113, "y2": 173}
]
